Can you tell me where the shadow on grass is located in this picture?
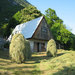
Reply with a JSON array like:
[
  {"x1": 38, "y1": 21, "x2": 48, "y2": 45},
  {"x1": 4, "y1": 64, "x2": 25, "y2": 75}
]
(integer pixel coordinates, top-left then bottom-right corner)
[
  {"x1": 0, "y1": 50, "x2": 71, "y2": 75},
  {"x1": 0, "y1": 65, "x2": 36, "y2": 70},
  {"x1": 57, "y1": 53, "x2": 65, "y2": 57},
  {"x1": 14, "y1": 69, "x2": 42, "y2": 75},
  {"x1": 0, "y1": 50, "x2": 9, "y2": 59},
  {"x1": 0, "y1": 50, "x2": 66, "y2": 65},
  {"x1": 26, "y1": 52, "x2": 66, "y2": 64},
  {"x1": 0, "y1": 65, "x2": 42, "y2": 75},
  {"x1": 26, "y1": 52, "x2": 50, "y2": 64},
  {"x1": 0, "y1": 51, "x2": 44, "y2": 75},
  {"x1": 53, "y1": 66, "x2": 75, "y2": 75}
]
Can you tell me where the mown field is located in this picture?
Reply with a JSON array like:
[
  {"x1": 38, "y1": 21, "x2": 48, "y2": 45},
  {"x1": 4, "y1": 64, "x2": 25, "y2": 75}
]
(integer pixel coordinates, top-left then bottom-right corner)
[{"x1": 0, "y1": 49, "x2": 75, "y2": 75}]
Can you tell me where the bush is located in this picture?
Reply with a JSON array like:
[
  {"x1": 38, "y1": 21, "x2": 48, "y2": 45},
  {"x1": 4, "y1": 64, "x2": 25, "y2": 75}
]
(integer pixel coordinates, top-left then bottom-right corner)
[
  {"x1": 47, "y1": 39, "x2": 57, "y2": 57},
  {"x1": 9, "y1": 33, "x2": 31, "y2": 63}
]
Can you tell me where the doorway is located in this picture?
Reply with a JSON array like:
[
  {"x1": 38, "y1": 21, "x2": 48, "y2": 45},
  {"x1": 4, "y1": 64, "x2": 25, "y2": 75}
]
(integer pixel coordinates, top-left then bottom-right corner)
[
  {"x1": 41, "y1": 43, "x2": 45, "y2": 51},
  {"x1": 37, "y1": 43, "x2": 39, "y2": 52},
  {"x1": 34, "y1": 42, "x2": 40, "y2": 52}
]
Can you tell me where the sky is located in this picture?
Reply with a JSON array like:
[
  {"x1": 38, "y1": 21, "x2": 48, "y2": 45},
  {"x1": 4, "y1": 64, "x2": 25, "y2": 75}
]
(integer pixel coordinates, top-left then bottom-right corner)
[{"x1": 27, "y1": 0, "x2": 75, "y2": 34}]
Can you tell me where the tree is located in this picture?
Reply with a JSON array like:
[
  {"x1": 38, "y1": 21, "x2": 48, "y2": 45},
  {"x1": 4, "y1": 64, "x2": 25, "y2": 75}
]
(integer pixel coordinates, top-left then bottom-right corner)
[
  {"x1": 5, "y1": 17, "x2": 19, "y2": 37},
  {"x1": 4, "y1": 6, "x2": 42, "y2": 38},
  {"x1": 51, "y1": 23, "x2": 71, "y2": 44},
  {"x1": 45, "y1": 8, "x2": 63, "y2": 27},
  {"x1": 45, "y1": 8, "x2": 72, "y2": 50}
]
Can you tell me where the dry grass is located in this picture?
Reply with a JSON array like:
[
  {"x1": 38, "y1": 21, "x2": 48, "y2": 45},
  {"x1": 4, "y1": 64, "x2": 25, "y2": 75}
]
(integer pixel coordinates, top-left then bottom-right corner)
[
  {"x1": 47, "y1": 39, "x2": 57, "y2": 57},
  {"x1": 0, "y1": 49, "x2": 75, "y2": 75},
  {"x1": 39, "y1": 50, "x2": 75, "y2": 75},
  {"x1": 0, "y1": 50, "x2": 46, "y2": 75}
]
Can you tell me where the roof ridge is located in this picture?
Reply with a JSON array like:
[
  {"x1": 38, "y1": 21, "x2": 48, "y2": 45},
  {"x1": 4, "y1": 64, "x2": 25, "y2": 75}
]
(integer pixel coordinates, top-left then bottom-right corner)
[
  {"x1": 15, "y1": 16, "x2": 43, "y2": 27},
  {"x1": 23, "y1": 16, "x2": 43, "y2": 25},
  {"x1": 8, "y1": 16, "x2": 44, "y2": 41}
]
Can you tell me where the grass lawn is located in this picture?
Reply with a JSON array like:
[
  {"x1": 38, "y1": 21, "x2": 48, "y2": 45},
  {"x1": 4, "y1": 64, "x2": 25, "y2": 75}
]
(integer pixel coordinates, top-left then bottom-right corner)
[{"x1": 0, "y1": 49, "x2": 75, "y2": 75}]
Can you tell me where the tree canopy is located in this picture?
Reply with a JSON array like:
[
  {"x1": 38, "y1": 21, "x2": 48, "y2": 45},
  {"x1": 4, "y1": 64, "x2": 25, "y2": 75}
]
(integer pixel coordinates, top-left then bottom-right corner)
[
  {"x1": 2, "y1": 6, "x2": 42, "y2": 37},
  {"x1": 45, "y1": 8, "x2": 75, "y2": 50}
]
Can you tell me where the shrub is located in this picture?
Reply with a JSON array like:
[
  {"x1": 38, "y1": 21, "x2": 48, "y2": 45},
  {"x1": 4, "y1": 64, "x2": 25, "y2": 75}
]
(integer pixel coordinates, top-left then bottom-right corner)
[
  {"x1": 47, "y1": 39, "x2": 57, "y2": 57},
  {"x1": 9, "y1": 33, "x2": 31, "y2": 63}
]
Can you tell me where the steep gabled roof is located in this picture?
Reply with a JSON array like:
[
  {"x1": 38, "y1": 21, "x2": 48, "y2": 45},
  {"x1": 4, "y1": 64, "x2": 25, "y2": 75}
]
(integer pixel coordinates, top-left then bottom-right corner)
[{"x1": 8, "y1": 16, "x2": 43, "y2": 41}]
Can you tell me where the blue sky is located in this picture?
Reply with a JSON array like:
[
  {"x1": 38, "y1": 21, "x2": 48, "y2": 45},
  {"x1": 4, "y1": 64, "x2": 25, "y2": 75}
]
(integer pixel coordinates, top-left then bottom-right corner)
[{"x1": 28, "y1": 0, "x2": 75, "y2": 34}]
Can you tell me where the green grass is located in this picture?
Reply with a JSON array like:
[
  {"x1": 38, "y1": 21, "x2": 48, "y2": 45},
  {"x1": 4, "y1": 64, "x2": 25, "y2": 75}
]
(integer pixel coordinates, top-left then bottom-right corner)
[{"x1": 0, "y1": 49, "x2": 75, "y2": 75}]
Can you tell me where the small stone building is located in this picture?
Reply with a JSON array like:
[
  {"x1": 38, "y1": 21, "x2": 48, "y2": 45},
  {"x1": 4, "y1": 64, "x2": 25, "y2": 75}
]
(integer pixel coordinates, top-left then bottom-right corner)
[{"x1": 8, "y1": 16, "x2": 52, "y2": 52}]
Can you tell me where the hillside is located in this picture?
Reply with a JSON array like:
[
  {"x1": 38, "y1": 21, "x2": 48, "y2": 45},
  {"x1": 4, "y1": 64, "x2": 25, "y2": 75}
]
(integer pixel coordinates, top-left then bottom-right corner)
[
  {"x1": 0, "y1": 50, "x2": 75, "y2": 75},
  {"x1": 0, "y1": 0, "x2": 29, "y2": 24},
  {"x1": 0, "y1": 0, "x2": 42, "y2": 37}
]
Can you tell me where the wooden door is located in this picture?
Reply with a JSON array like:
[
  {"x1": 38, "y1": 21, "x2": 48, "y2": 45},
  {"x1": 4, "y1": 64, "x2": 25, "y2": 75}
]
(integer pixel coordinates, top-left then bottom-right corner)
[{"x1": 37, "y1": 43, "x2": 39, "y2": 52}]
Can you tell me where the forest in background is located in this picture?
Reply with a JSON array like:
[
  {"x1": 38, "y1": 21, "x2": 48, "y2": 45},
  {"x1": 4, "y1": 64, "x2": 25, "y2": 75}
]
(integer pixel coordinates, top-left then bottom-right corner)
[
  {"x1": 45, "y1": 8, "x2": 75, "y2": 50},
  {"x1": 0, "y1": 0, "x2": 75, "y2": 50}
]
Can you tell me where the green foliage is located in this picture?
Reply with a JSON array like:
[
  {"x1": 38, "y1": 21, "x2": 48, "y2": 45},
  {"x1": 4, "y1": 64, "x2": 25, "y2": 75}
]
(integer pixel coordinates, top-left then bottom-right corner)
[
  {"x1": 13, "y1": 6, "x2": 42, "y2": 23},
  {"x1": 0, "y1": 0, "x2": 30, "y2": 24},
  {"x1": 0, "y1": 0, "x2": 24, "y2": 25},
  {"x1": 0, "y1": 0, "x2": 42, "y2": 37},
  {"x1": 70, "y1": 34, "x2": 75, "y2": 50},
  {"x1": 45, "y1": 8, "x2": 74, "y2": 50},
  {"x1": 47, "y1": 39, "x2": 57, "y2": 57},
  {"x1": 13, "y1": 0, "x2": 30, "y2": 7},
  {"x1": 6, "y1": 6, "x2": 42, "y2": 37},
  {"x1": 0, "y1": 23, "x2": 8, "y2": 37},
  {"x1": 9, "y1": 33, "x2": 31, "y2": 63},
  {"x1": 5, "y1": 6, "x2": 42, "y2": 37},
  {"x1": 45, "y1": 8, "x2": 63, "y2": 27},
  {"x1": 5, "y1": 17, "x2": 19, "y2": 37},
  {"x1": 51, "y1": 23, "x2": 71, "y2": 44}
]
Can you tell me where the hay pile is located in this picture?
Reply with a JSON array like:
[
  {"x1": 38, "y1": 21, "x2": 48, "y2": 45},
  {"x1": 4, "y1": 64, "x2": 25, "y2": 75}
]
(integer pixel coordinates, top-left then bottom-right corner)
[
  {"x1": 9, "y1": 34, "x2": 31, "y2": 63},
  {"x1": 47, "y1": 39, "x2": 57, "y2": 57}
]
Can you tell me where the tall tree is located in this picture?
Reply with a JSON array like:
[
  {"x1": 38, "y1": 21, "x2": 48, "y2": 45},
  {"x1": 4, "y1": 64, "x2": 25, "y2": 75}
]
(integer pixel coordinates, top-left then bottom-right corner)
[
  {"x1": 45, "y1": 8, "x2": 72, "y2": 49},
  {"x1": 45, "y1": 8, "x2": 63, "y2": 27},
  {"x1": 3, "y1": 6, "x2": 42, "y2": 38}
]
